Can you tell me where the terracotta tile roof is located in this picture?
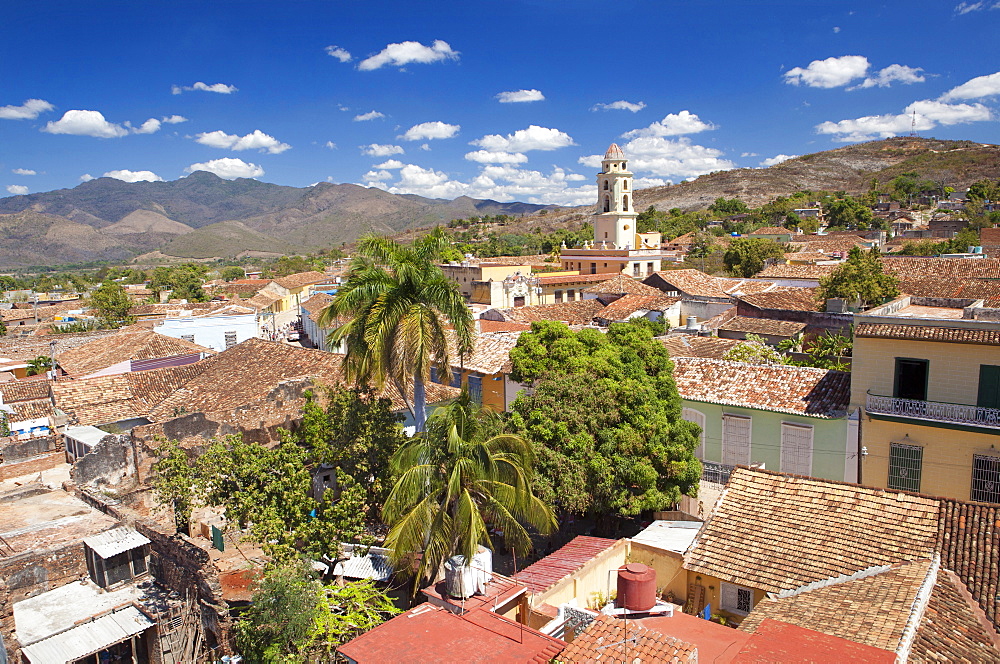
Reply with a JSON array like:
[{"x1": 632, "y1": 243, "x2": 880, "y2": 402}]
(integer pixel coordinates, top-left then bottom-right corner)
[
  {"x1": 0, "y1": 330, "x2": 118, "y2": 363},
  {"x1": 0, "y1": 308, "x2": 37, "y2": 322},
  {"x1": 911, "y1": 569, "x2": 1000, "y2": 661},
  {"x1": 790, "y1": 237, "x2": 870, "y2": 254},
  {"x1": 672, "y1": 358, "x2": 850, "y2": 418},
  {"x1": 338, "y1": 603, "x2": 565, "y2": 664},
  {"x1": 749, "y1": 226, "x2": 790, "y2": 235},
  {"x1": 596, "y1": 294, "x2": 681, "y2": 322},
  {"x1": 299, "y1": 292, "x2": 333, "y2": 314},
  {"x1": 513, "y1": 536, "x2": 619, "y2": 595},
  {"x1": 733, "y1": 618, "x2": 897, "y2": 663},
  {"x1": 209, "y1": 282, "x2": 265, "y2": 296},
  {"x1": 474, "y1": 254, "x2": 551, "y2": 267},
  {"x1": 450, "y1": 332, "x2": 522, "y2": 375},
  {"x1": 736, "y1": 288, "x2": 819, "y2": 312},
  {"x1": 245, "y1": 290, "x2": 283, "y2": 310},
  {"x1": 478, "y1": 319, "x2": 532, "y2": 334},
  {"x1": 717, "y1": 316, "x2": 806, "y2": 337},
  {"x1": 0, "y1": 379, "x2": 51, "y2": 403},
  {"x1": 684, "y1": 469, "x2": 940, "y2": 595},
  {"x1": 494, "y1": 299, "x2": 606, "y2": 325},
  {"x1": 754, "y1": 264, "x2": 837, "y2": 279},
  {"x1": 739, "y1": 559, "x2": 933, "y2": 653},
  {"x1": 535, "y1": 272, "x2": 620, "y2": 286},
  {"x1": 582, "y1": 273, "x2": 661, "y2": 296},
  {"x1": 560, "y1": 614, "x2": 697, "y2": 663},
  {"x1": 273, "y1": 270, "x2": 329, "y2": 290},
  {"x1": 718, "y1": 279, "x2": 781, "y2": 296},
  {"x1": 7, "y1": 397, "x2": 55, "y2": 422},
  {"x1": 883, "y1": 256, "x2": 1000, "y2": 280},
  {"x1": 783, "y1": 251, "x2": 834, "y2": 261},
  {"x1": 660, "y1": 335, "x2": 742, "y2": 359},
  {"x1": 855, "y1": 323, "x2": 1000, "y2": 345},
  {"x1": 699, "y1": 306, "x2": 737, "y2": 331},
  {"x1": 645, "y1": 270, "x2": 732, "y2": 299},
  {"x1": 57, "y1": 329, "x2": 213, "y2": 377},
  {"x1": 937, "y1": 499, "x2": 1000, "y2": 631}
]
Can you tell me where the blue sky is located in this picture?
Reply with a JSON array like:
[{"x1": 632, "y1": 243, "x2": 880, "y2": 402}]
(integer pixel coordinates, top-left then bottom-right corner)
[{"x1": 2, "y1": 0, "x2": 999, "y2": 206}]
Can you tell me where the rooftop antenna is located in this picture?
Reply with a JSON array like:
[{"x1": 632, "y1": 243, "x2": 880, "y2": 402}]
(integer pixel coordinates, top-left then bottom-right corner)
[{"x1": 909, "y1": 110, "x2": 918, "y2": 138}]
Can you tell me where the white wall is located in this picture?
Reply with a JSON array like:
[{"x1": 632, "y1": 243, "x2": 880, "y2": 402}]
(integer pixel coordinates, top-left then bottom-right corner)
[{"x1": 155, "y1": 314, "x2": 259, "y2": 352}]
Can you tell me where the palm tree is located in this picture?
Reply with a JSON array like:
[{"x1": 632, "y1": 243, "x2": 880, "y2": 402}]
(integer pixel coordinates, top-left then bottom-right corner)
[
  {"x1": 318, "y1": 229, "x2": 473, "y2": 432},
  {"x1": 25, "y1": 355, "x2": 52, "y2": 377},
  {"x1": 382, "y1": 393, "x2": 556, "y2": 591}
]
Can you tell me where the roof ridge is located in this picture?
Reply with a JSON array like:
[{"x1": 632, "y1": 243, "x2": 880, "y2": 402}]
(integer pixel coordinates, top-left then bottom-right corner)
[
  {"x1": 895, "y1": 553, "x2": 940, "y2": 661},
  {"x1": 770, "y1": 563, "x2": 900, "y2": 600}
]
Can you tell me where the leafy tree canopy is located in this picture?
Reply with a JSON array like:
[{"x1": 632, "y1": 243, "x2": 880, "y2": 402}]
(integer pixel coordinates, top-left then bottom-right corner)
[
  {"x1": 508, "y1": 320, "x2": 701, "y2": 521},
  {"x1": 220, "y1": 266, "x2": 246, "y2": 282},
  {"x1": 89, "y1": 280, "x2": 136, "y2": 328},
  {"x1": 722, "y1": 237, "x2": 786, "y2": 278},
  {"x1": 816, "y1": 246, "x2": 899, "y2": 310},
  {"x1": 708, "y1": 197, "x2": 749, "y2": 217}
]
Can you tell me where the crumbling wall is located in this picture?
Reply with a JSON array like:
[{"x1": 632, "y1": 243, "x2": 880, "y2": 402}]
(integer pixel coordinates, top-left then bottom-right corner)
[
  {"x1": 70, "y1": 433, "x2": 137, "y2": 490},
  {"x1": 0, "y1": 435, "x2": 58, "y2": 463},
  {"x1": 0, "y1": 450, "x2": 64, "y2": 481}
]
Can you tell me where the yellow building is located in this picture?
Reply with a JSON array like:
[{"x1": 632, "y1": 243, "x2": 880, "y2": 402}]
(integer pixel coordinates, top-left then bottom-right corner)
[
  {"x1": 851, "y1": 296, "x2": 1000, "y2": 503},
  {"x1": 432, "y1": 332, "x2": 526, "y2": 412}
]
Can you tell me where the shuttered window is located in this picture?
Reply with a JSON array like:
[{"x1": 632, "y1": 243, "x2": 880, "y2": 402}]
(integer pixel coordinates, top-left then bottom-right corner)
[
  {"x1": 888, "y1": 443, "x2": 922, "y2": 492},
  {"x1": 722, "y1": 415, "x2": 751, "y2": 467},
  {"x1": 682, "y1": 408, "x2": 707, "y2": 460},
  {"x1": 780, "y1": 423, "x2": 814, "y2": 476},
  {"x1": 224, "y1": 331, "x2": 238, "y2": 349}
]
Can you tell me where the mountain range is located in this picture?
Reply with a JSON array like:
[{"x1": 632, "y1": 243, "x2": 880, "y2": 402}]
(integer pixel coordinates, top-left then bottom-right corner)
[{"x1": 1, "y1": 137, "x2": 998, "y2": 269}]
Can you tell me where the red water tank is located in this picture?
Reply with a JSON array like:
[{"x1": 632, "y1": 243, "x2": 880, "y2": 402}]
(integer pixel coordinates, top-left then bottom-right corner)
[{"x1": 616, "y1": 563, "x2": 657, "y2": 611}]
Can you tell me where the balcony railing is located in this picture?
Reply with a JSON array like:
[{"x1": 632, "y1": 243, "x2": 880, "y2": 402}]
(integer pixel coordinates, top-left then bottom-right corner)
[
  {"x1": 866, "y1": 392, "x2": 1000, "y2": 430},
  {"x1": 702, "y1": 461, "x2": 735, "y2": 485}
]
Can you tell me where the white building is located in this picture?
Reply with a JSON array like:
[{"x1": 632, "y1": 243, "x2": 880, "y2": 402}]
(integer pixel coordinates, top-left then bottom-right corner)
[{"x1": 155, "y1": 313, "x2": 259, "y2": 352}]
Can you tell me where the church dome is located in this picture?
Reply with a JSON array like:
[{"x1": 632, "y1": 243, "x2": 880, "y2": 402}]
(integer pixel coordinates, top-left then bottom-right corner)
[{"x1": 604, "y1": 143, "x2": 626, "y2": 160}]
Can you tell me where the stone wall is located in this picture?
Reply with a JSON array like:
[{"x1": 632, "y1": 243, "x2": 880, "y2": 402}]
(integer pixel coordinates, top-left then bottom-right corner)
[
  {"x1": 0, "y1": 435, "x2": 58, "y2": 463},
  {"x1": 71, "y1": 433, "x2": 137, "y2": 490},
  {"x1": 0, "y1": 450, "x2": 64, "y2": 481}
]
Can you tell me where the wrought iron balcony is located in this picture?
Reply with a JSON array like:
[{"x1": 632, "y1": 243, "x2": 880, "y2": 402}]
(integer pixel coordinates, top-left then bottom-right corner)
[{"x1": 866, "y1": 392, "x2": 1000, "y2": 430}]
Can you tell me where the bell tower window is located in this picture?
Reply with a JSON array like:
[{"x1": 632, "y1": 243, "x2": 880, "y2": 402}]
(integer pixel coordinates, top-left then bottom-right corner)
[
  {"x1": 623, "y1": 181, "x2": 628, "y2": 190},
  {"x1": 623, "y1": 195, "x2": 629, "y2": 211},
  {"x1": 603, "y1": 196, "x2": 610, "y2": 212},
  {"x1": 603, "y1": 180, "x2": 609, "y2": 190}
]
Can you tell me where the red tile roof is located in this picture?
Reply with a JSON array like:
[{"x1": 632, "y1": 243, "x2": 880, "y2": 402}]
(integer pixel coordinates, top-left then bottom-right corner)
[
  {"x1": 512, "y1": 536, "x2": 618, "y2": 595},
  {"x1": 855, "y1": 323, "x2": 1000, "y2": 345},
  {"x1": 736, "y1": 288, "x2": 819, "y2": 312},
  {"x1": 636, "y1": 612, "x2": 751, "y2": 663},
  {"x1": 717, "y1": 316, "x2": 806, "y2": 337},
  {"x1": 57, "y1": 329, "x2": 213, "y2": 377},
  {"x1": 560, "y1": 614, "x2": 697, "y2": 663},
  {"x1": 733, "y1": 619, "x2": 896, "y2": 663},
  {"x1": 273, "y1": 270, "x2": 329, "y2": 290},
  {"x1": 492, "y1": 299, "x2": 606, "y2": 325},
  {"x1": 660, "y1": 335, "x2": 743, "y2": 359},
  {"x1": 582, "y1": 273, "x2": 661, "y2": 296},
  {"x1": 478, "y1": 319, "x2": 532, "y2": 334},
  {"x1": 749, "y1": 227, "x2": 790, "y2": 235},
  {"x1": 754, "y1": 264, "x2": 837, "y2": 279},
  {"x1": 596, "y1": 294, "x2": 681, "y2": 322},
  {"x1": 672, "y1": 358, "x2": 850, "y2": 418},
  {"x1": 337, "y1": 603, "x2": 565, "y2": 664},
  {"x1": 536, "y1": 273, "x2": 619, "y2": 286}
]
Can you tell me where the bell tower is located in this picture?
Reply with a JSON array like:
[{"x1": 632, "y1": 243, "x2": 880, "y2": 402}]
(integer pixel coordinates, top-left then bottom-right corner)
[{"x1": 594, "y1": 143, "x2": 638, "y2": 250}]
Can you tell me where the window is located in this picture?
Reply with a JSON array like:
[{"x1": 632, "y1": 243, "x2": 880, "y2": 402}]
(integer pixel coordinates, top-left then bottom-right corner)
[
  {"x1": 623, "y1": 195, "x2": 629, "y2": 211},
  {"x1": 978, "y1": 365, "x2": 1000, "y2": 409},
  {"x1": 468, "y1": 374, "x2": 483, "y2": 405},
  {"x1": 888, "y1": 442, "x2": 923, "y2": 492},
  {"x1": 722, "y1": 414, "x2": 751, "y2": 467},
  {"x1": 682, "y1": 408, "x2": 706, "y2": 460},
  {"x1": 603, "y1": 180, "x2": 609, "y2": 190},
  {"x1": 972, "y1": 455, "x2": 1000, "y2": 503},
  {"x1": 646, "y1": 262, "x2": 654, "y2": 275},
  {"x1": 514, "y1": 296, "x2": 526, "y2": 307},
  {"x1": 721, "y1": 582, "x2": 754, "y2": 615},
  {"x1": 224, "y1": 331, "x2": 238, "y2": 349},
  {"x1": 623, "y1": 180, "x2": 628, "y2": 190},
  {"x1": 633, "y1": 263, "x2": 641, "y2": 277},
  {"x1": 604, "y1": 196, "x2": 610, "y2": 212},
  {"x1": 780, "y1": 423, "x2": 813, "y2": 476},
  {"x1": 450, "y1": 369, "x2": 463, "y2": 388},
  {"x1": 180, "y1": 334, "x2": 195, "y2": 343},
  {"x1": 430, "y1": 367, "x2": 440, "y2": 383},
  {"x1": 590, "y1": 263, "x2": 597, "y2": 274},
  {"x1": 567, "y1": 289, "x2": 575, "y2": 301},
  {"x1": 555, "y1": 290, "x2": 563, "y2": 303},
  {"x1": 894, "y1": 358, "x2": 928, "y2": 401}
]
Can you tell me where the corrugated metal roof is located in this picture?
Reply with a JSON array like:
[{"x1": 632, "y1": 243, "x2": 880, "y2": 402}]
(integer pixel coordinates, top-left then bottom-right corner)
[
  {"x1": 64, "y1": 425, "x2": 112, "y2": 448},
  {"x1": 631, "y1": 520, "x2": 702, "y2": 555},
  {"x1": 512, "y1": 535, "x2": 618, "y2": 595},
  {"x1": 83, "y1": 527, "x2": 150, "y2": 559},
  {"x1": 22, "y1": 605, "x2": 153, "y2": 664},
  {"x1": 333, "y1": 544, "x2": 394, "y2": 581}
]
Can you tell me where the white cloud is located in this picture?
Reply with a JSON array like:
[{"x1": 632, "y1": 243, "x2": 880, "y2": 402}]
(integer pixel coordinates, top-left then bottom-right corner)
[
  {"x1": 833, "y1": 26, "x2": 841, "y2": 33},
  {"x1": 103, "y1": 169, "x2": 163, "y2": 183},
  {"x1": 363, "y1": 170, "x2": 394, "y2": 182},
  {"x1": 162, "y1": 115, "x2": 187, "y2": 124},
  {"x1": 325, "y1": 141, "x2": 337, "y2": 150},
  {"x1": 12, "y1": 168, "x2": 36, "y2": 175},
  {"x1": 954, "y1": 1, "x2": 1000, "y2": 13},
  {"x1": 401, "y1": 121, "x2": 460, "y2": 141},
  {"x1": 358, "y1": 39, "x2": 458, "y2": 71},
  {"x1": 172, "y1": 82, "x2": 237, "y2": 94},
  {"x1": 375, "y1": 159, "x2": 405, "y2": 169},
  {"x1": 496, "y1": 89, "x2": 544, "y2": 103},
  {"x1": 42, "y1": 110, "x2": 128, "y2": 138},
  {"x1": 361, "y1": 143, "x2": 404, "y2": 157},
  {"x1": 80, "y1": 173, "x2": 94, "y2": 182},
  {"x1": 579, "y1": 136, "x2": 736, "y2": 180},
  {"x1": 622, "y1": 110, "x2": 715, "y2": 138},
  {"x1": 185, "y1": 158, "x2": 264, "y2": 179},
  {"x1": 633, "y1": 177, "x2": 670, "y2": 188},
  {"x1": 367, "y1": 162, "x2": 594, "y2": 206},
  {"x1": 815, "y1": 99, "x2": 991, "y2": 142},
  {"x1": 5, "y1": 185, "x2": 28, "y2": 195},
  {"x1": 132, "y1": 118, "x2": 161, "y2": 134},
  {"x1": 0, "y1": 98, "x2": 54, "y2": 120},
  {"x1": 353, "y1": 110, "x2": 385, "y2": 121},
  {"x1": 471, "y1": 125, "x2": 575, "y2": 152},
  {"x1": 759, "y1": 154, "x2": 799, "y2": 167},
  {"x1": 784, "y1": 55, "x2": 870, "y2": 88},
  {"x1": 940, "y1": 71, "x2": 1000, "y2": 101},
  {"x1": 741, "y1": 152, "x2": 759, "y2": 157},
  {"x1": 419, "y1": 143, "x2": 431, "y2": 151},
  {"x1": 325, "y1": 45, "x2": 352, "y2": 62},
  {"x1": 852, "y1": 64, "x2": 926, "y2": 89},
  {"x1": 195, "y1": 129, "x2": 291, "y2": 154},
  {"x1": 591, "y1": 100, "x2": 647, "y2": 113},
  {"x1": 464, "y1": 150, "x2": 529, "y2": 164}
]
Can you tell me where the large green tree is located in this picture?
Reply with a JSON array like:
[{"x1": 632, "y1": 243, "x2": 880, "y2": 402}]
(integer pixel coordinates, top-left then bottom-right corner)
[
  {"x1": 382, "y1": 392, "x2": 556, "y2": 592},
  {"x1": 508, "y1": 321, "x2": 701, "y2": 527},
  {"x1": 723, "y1": 237, "x2": 786, "y2": 277},
  {"x1": 825, "y1": 196, "x2": 874, "y2": 230},
  {"x1": 318, "y1": 228, "x2": 473, "y2": 432},
  {"x1": 816, "y1": 246, "x2": 899, "y2": 310},
  {"x1": 89, "y1": 280, "x2": 136, "y2": 328}
]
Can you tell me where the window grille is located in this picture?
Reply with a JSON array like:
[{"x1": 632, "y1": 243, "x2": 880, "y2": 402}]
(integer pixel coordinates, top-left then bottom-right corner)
[
  {"x1": 450, "y1": 369, "x2": 462, "y2": 388},
  {"x1": 972, "y1": 455, "x2": 1000, "y2": 503},
  {"x1": 721, "y1": 582, "x2": 753, "y2": 615},
  {"x1": 888, "y1": 442, "x2": 923, "y2": 492},
  {"x1": 780, "y1": 423, "x2": 814, "y2": 476},
  {"x1": 468, "y1": 375, "x2": 483, "y2": 405},
  {"x1": 224, "y1": 331, "x2": 238, "y2": 349},
  {"x1": 722, "y1": 415, "x2": 751, "y2": 467},
  {"x1": 180, "y1": 334, "x2": 195, "y2": 343}
]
